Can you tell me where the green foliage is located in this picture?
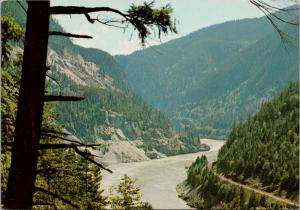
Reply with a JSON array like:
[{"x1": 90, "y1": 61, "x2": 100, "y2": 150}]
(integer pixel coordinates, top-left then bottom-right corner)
[
  {"x1": 248, "y1": 191, "x2": 259, "y2": 209},
  {"x1": 55, "y1": 79, "x2": 173, "y2": 143},
  {"x1": 1, "y1": 1, "x2": 200, "y2": 157},
  {"x1": 186, "y1": 155, "x2": 245, "y2": 209},
  {"x1": 146, "y1": 127, "x2": 209, "y2": 156},
  {"x1": 109, "y1": 174, "x2": 152, "y2": 209},
  {"x1": 1, "y1": 16, "x2": 24, "y2": 199},
  {"x1": 185, "y1": 156, "x2": 273, "y2": 209},
  {"x1": 127, "y1": 1, "x2": 177, "y2": 45},
  {"x1": 0, "y1": 17, "x2": 108, "y2": 209},
  {"x1": 1, "y1": 66, "x2": 108, "y2": 209},
  {"x1": 216, "y1": 82, "x2": 299, "y2": 199},
  {"x1": 1, "y1": 16, "x2": 24, "y2": 63},
  {"x1": 116, "y1": 12, "x2": 298, "y2": 139},
  {"x1": 2, "y1": 1, "x2": 176, "y2": 149},
  {"x1": 1, "y1": 1, "x2": 27, "y2": 27},
  {"x1": 178, "y1": 127, "x2": 210, "y2": 153},
  {"x1": 35, "y1": 148, "x2": 108, "y2": 209}
]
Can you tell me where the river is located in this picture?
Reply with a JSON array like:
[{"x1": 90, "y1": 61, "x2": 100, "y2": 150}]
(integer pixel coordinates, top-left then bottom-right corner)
[{"x1": 101, "y1": 139, "x2": 225, "y2": 209}]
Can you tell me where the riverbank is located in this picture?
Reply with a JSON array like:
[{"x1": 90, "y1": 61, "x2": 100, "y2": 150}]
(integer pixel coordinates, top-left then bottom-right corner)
[{"x1": 101, "y1": 139, "x2": 224, "y2": 209}]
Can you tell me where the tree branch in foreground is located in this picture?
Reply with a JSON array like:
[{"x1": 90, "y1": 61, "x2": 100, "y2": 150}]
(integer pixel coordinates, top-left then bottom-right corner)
[
  {"x1": 74, "y1": 147, "x2": 113, "y2": 173},
  {"x1": 41, "y1": 133, "x2": 83, "y2": 145},
  {"x1": 49, "y1": 3, "x2": 177, "y2": 45},
  {"x1": 250, "y1": 0, "x2": 298, "y2": 42},
  {"x1": 41, "y1": 128, "x2": 70, "y2": 136},
  {"x1": 38, "y1": 143, "x2": 101, "y2": 150},
  {"x1": 44, "y1": 95, "x2": 84, "y2": 102},
  {"x1": 49, "y1": 31, "x2": 93, "y2": 39},
  {"x1": 50, "y1": 6, "x2": 127, "y2": 17}
]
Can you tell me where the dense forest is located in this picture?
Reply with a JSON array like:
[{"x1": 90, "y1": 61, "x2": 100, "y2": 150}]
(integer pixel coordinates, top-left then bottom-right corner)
[
  {"x1": 1, "y1": 1, "x2": 173, "y2": 142},
  {"x1": 2, "y1": 1, "x2": 299, "y2": 209},
  {"x1": 216, "y1": 82, "x2": 299, "y2": 199},
  {"x1": 0, "y1": 12, "x2": 152, "y2": 210},
  {"x1": 1, "y1": 1, "x2": 206, "y2": 158},
  {"x1": 180, "y1": 82, "x2": 299, "y2": 209},
  {"x1": 52, "y1": 71, "x2": 173, "y2": 143},
  {"x1": 116, "y1": 7, "x2": 298, "y2": 139},
  {"x1": 182, "y1": 156, "x2": 272, "y2": 209},
  {"x1": 181, "y1": 155, "x2": 285, "y2": 209}
]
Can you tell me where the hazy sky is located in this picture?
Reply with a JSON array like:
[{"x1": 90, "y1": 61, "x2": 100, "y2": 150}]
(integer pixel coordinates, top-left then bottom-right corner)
[{"x1": 51, "y1": 0, "x2": 268, "y2": 55}]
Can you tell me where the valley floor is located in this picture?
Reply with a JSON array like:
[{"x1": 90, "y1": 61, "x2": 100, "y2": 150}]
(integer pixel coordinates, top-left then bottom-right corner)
[{"x1": 101, "y1": 139, "x2": 224, "y2": 209}]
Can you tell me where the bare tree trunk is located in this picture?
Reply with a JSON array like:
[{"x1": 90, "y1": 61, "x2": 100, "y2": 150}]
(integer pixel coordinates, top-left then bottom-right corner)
[{"x1": 4, "y1": 1, "x2": 50, "y2": 209}]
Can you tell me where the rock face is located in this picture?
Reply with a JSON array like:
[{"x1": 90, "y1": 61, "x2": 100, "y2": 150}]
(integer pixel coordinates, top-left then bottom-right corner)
[
  {"x1": 47, "y1": 48, "x2": 114, "y2": 89},
  {"x1": 89, "y1": 127, "x2": 150, "y2": 164},
  {"x1": 16, "y1": 46, "x2": 209, "y2": 162},
  {"x1": 4, "y1": 1, "x2": 211, "y2": 165},
  {"x1": 98, "y1": 139, "x2": 150, "y2": 164},
  {"x1": 45, "y1": 47, "x2": 207, "y2": 159},
  {"x1": 145, "y1": 149, "x2": 167, "y2": 159},
  {"x1": 46, "y1": 47, "x2": 181, "y2": 153}
]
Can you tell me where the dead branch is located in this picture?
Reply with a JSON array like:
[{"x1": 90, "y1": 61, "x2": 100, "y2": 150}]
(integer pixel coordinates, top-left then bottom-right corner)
[
  {"x1": 46, "y1": 74, "x2": 62, "y2": 93},
  {"x1": 41, "y1": 133, "x2": 74, "y2": 141},
  {"x1": 44, "y1": 95, "x2": 84, "y2": 102},
  {"x1": 41, "y1": 128, "x2": 70, "y2": 136},
  {"x1": 41, "y1": 133, "x2": 84, "y2": 145},
  {"x1": 250, "y1": 0, "x2": 298, "y2": 43},
  {"x1": 50, "y1": 6, "x2": 129, "y2": 26},
  {"x1": 74, "y1": 147, "x2": 112, "y2": 173},
  {"x1": 49, "y1": 31, "x2": 93, "y2": 39},
  {"x1": 38, "y1": 143, "x2": 101, "y2": 150},
  {"x1": 50, "y1": 6, "x2": 127, "y2": 18}
]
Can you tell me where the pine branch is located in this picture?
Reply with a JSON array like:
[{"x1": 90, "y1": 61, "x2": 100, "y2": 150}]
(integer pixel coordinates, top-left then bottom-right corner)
[
  {"x1": 50, "y1": 4, "x2": 177, "y2": 46},
  {"x1": 35, "y1": 187, "x2": 79, "y2": 208},
  {"x1": 49, "y1": 31, "x2": 93, "y2": 39},
  {"x1": 44, "y1": 95, "x2": 84, "y2": 102}
]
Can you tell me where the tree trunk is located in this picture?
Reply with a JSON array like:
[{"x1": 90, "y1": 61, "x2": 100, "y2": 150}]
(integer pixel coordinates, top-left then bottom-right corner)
[{"x1": 4, "y1": 1, "x2": 50, "y2": 209}]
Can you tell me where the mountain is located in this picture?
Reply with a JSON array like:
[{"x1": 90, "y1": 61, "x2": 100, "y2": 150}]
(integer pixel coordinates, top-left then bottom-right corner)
[
  {"x1": 2, "y1": 1, "x2": 207, "y2": 158},
  {"x1": 116, "y1": 12, "x2": 299, "y2": 139},
  {"x1": 178, "y1": 81, "x2": 299, "y2": 209},
  {"x1": 216, "y1": 81, "x2": 299, "y2": 199}
]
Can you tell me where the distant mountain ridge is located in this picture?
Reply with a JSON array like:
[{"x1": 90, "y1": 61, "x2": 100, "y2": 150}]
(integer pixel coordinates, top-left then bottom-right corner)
[
  {"x1": 2, "y1": 1, "x2": 207, "y2": 158},
  {"x1": 116, "y1": 11, "x2": 299, "y2": 139}
]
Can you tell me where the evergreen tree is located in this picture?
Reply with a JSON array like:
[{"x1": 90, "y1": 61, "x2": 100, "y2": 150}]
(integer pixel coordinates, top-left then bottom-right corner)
[{"x1": 109, "y1": 174, "x2": 152, "y2": 209}]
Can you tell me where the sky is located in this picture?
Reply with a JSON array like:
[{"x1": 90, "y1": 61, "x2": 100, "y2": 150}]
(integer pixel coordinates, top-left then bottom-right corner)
[{"x1": 50, "y1": 0, "x2": 268, "y2": 55}]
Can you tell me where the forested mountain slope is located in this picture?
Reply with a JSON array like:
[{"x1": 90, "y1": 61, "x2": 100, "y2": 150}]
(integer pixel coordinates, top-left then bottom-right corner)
[
  {"x1": 178, "y1": 82, "x2": 299, "y2": 209},
  {"x1": 116, "y1": 11, "x2": 299, "y2": 139},
  {"x1": 2, "y1": 1, "x2": 206, "y2": 157},
  {"x1": 1, "y1": 13, "x2": 154, "y2": 209},
  {"x1": 216, "y1": 81, "x2": 299, "y2": 199}
]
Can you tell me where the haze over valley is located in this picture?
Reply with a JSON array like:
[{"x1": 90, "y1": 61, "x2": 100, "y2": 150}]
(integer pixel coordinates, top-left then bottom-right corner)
[{"x1": 1, "y1": 1, "x2": 299, "y2": 209}]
